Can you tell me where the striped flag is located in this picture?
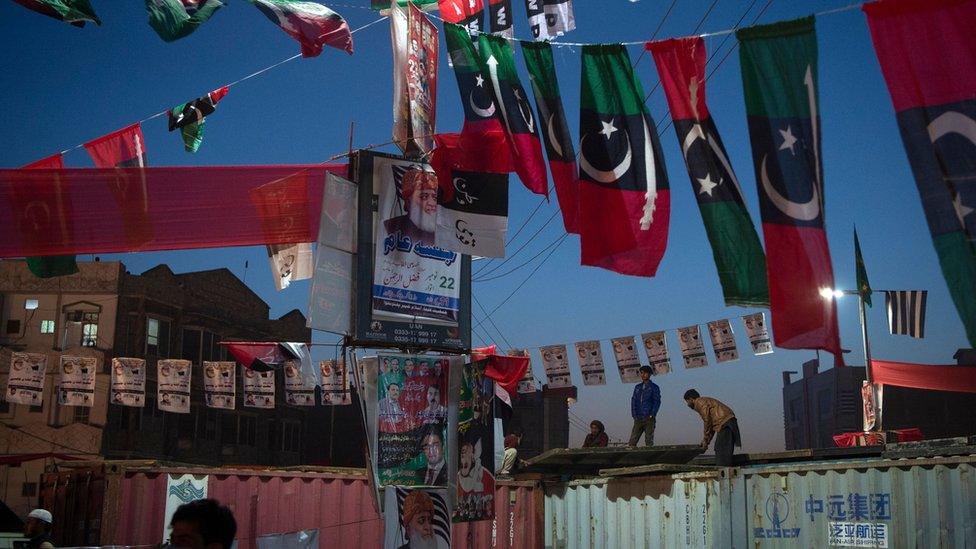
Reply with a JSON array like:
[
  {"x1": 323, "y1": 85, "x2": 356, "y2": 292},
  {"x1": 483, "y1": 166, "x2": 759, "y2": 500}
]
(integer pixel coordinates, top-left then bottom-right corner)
[{"x1": 885, "y1": 290, "x2": 927, "y2": 338}]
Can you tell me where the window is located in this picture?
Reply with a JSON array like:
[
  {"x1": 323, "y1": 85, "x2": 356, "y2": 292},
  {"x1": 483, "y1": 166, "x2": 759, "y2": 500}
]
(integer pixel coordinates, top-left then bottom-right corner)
[
  {"x1": 40, "y1": 320, "x2": 55, "y2": 334},
  {"x1": 282, "y1": 422, "x2": 301, "y2": 453},
  {"x1": 21, "y1": 482, "x2": 37, "y2": 497},
  {"x1": 6, "y1": 320, "x2": 20, "y2": 334},
  {"x1": 67, "y1": 311, "x2": 99, "y2": 347},
  {"x1": 147, "y1": 318, "x2": 171, "y2": 357},
  {"x1": 73, "y1": 406, "x2": 90, "y2": 425},
  {"x1": 239, "y1": 415, "x2": 256, "y2": 446},
  {"x1": 817, "y1": 389, "x2": 832, "y2": 419}
]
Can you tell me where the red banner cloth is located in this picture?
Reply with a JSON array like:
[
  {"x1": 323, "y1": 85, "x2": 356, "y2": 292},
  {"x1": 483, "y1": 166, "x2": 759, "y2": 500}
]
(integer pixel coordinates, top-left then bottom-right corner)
[
  {"x1": 484, "y1": 354, "x2": 530, "y2": 397},
  {"x1": 0, "y1": 164, "x2": 346, "y2": 257},
  {"x1": 872, "y1": 359, "x2": 976, "y2": 393},
  {"x1": 832, "y1": 427, "x2": 924, "y2": 447}
]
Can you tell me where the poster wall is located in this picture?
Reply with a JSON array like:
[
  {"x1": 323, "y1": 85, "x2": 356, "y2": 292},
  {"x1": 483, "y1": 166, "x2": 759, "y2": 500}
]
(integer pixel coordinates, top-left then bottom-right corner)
[
  {"x1": 284, "y1": 360, "x2": 315, "y2": 406},
  {"x1": 454, "y1": 359, "x2": 495, "y2": 522},
  {"x1": 383, "y1": 487, "x2": 451, "y2": 549},
  {"x1": 6, "y1": 352, "x2": 47, "y2": 406},
  {"x1": 539, "y1": 344, "x2": 571, "y2": 388},
  {"x1": 377, "y1": 354, "x2": 449, "y2": 486},
  {"x1": 611, "y1": 336, "x2": 641, "y2": 382},
  {"x1": 111, "y1": 357, "x2": 146, "y2": 407},
  {"x1": 58, "y1": 356, "x2": 97, "y2": 407},
  {"x1": 203, "y1": 361, "x2": 236, "y2": 410},
  {"x1": 320, "y1": 359, "x2": 351, "y2": 405},
  {"x1": 677, "y1": 326, "x2": 708, "y2": 369},
  {"x1": 575, "y1": 340, "x2": 606, "y2": 385},
  {"x1": 742, "y1": 312, "x2": 773, "y2": 355},
  {"x1": 355, "y1": 152, "x2": 471, "y2": 351},
  {"x1": 158, "y1": 359, "x2": 191, "y2": 414},
  {"x1": 243, "y1": 368, "x2": 275, "y2": 409},
  {"x1": 641, "y1": 331, "x2": 672, "y2": 375},
  {"x1": 706, "y1": 319, "x2": 739, "y2": 363}
]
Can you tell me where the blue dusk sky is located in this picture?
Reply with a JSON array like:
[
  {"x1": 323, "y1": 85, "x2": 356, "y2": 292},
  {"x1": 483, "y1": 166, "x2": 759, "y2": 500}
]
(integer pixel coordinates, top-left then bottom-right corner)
[{"x1": 1, "y1": 0, "x2": 968, "y2": 451}]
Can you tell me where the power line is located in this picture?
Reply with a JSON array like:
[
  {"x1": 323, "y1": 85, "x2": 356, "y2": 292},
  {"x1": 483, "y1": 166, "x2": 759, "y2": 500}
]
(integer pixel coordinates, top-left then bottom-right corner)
[
  {"x1": 473, "y1": 295, "x2": 515, "y2": 349},
  {"x1": 473, "y1": 208, "x2": 562, "y2": 280},
  {"x1": 641, "y1": 0, "x2": 725, "y2": 102},
  {"x1": 474, "y1": 231, "x2": 566, "y2": 283},
  {"x1": 473, "y1": 188, "x2": 552, "y2": 277}
]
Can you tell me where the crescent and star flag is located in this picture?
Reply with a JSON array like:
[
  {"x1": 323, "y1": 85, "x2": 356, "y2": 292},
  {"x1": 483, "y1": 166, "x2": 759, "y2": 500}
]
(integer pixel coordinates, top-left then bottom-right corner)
[
  {"x1": 20, "y1": 154, "x2": 78, "y2": 278},
  {"x1": 146, "y1": 0, "x2": 224, "y2": 42},
  {"x1": 435, "y1": 170, "x2": 509, "y2": 257},
  {"x1": 438, "y1": 0, "x2": 484, "y2": 37},
  {"x1": 864, "y1": 0, "x2": 976, "y2": 347},
  {"x1": 488, "y1": 0, "x2": 513, "y2": 37},
  {"x1": 168, "y1": 86, "x2": 229, "y2": 153},
  {"x1": 476, "y1": 33, "x2": 548, "y2": 197},
  {"x1": 248, "y1": 0, "x2": 353, "y2": 57},
  {"x1": 84, "y1": 123, "x2": 154, "y2": 249},
  {"x1": 523, "y1": 40, "x2": 579, "y2": 233},
  {"x1": 442, "y1": 24, "x2": 514, "y2": 174},
  {"x1": 523, "y1": 0, "x2": 549, "y2": 40},
  {"x1": 738, "y1": 17, "x2": 844, "y2": 365},
  {"x1": 543, "y1": 0, "x2": 574, "y2": 37},
  {"x1": 579, "y1": 45, "x2": 670, "y2": 277},
  {"x1": 854, "y1": 228, "x2": 872, "y2": 307},
  {"x1": 13, "y1": 0, "x2": 100, "y2": 27},
  {"x1": 648, "y1": 37, "x2": 769, "y2": 307}
]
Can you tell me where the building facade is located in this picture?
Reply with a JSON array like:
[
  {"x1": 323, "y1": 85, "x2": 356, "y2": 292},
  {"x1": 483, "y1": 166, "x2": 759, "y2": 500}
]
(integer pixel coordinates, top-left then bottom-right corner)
[
  {"x1": 0, "y1": 261, "x2": 364, "y2": 517},
  {"x1": 782, "y1": 357, "x2": 976, "y2": 450}
]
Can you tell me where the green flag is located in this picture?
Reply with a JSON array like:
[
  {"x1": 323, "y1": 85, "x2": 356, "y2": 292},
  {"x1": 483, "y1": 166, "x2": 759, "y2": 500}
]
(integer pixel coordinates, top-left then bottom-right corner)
[
  {"x1": 26, "y1": 256, "x2": 79, "y2": 279},
  {"x1": 146, "y1": 0, "x2": 224, "y2": 42},
  {"x1": 854, "y1": 229, "x2": 872, "y2": 307},
  {"x1": 13, "y1": 0, "x2": 100, "y2": 27}
]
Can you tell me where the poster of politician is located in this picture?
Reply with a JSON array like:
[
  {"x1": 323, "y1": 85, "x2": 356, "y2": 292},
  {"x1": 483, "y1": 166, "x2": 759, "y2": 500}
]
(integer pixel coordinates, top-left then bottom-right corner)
[
  {"x1": 58, "y1": 356, "x2": 97, "y2": 407},
  {"x1": 111, "y1": 357, "x2": 146, "y2": 407},
  {"x1": 376, "y1": 354, "x2": 450, "y2": 486},
  {"x1": 6, "y1": 353, "x2": 47, "y2": 406},
  {"x1": 383, "y1": 487, "x2": 451, "y2": 549},
  {"x1": 454, "y1": 359, "x2": 495, "y2": 522}
]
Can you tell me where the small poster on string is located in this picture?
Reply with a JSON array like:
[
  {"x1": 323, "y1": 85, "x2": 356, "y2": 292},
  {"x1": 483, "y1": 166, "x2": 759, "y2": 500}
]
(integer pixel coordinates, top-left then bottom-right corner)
[
  {"x1": 203, "y1": 361, "x2": 236, "y2": 410},
  {"x1": 58, "y1": 356, "x2": 97, "y2": 407},
  {"x1": 742, "y1": 312, "x2": 773, "y2": 355},
  {"x1": 677, "y1": 325, "x2": 708, "y2": 369},
  {"x1": 611, "y1": 336, "x2": 641, "y2": 382},
  {"x1": 111, "y1": 357, "x2": 146, "y2": 407},
  {"x1": 320, "y1": 359, "x2": 351, "y2": 406},
  {"x1": 706, "y1": 319, "x2": 739, "y2": 363},
  {"x1": 284, "y1": 360, "x2": 315, "y2": 406},
  {"x1": 158, "y1": 359, "x2": 192, "y2": 413},
  {"x1": 243, "y1": 368, "x2": 275, "y2": 409},
  {"x1": 510, "y1": 349, "x2": 535, "y2": 393},
  {"x1": 574, "y1": 340, "x2": 605, "y2": 385},
  {"x1": 641, "y1": 331, "x2": 672, "y2": 375},
  {"x1": 6, "y1": 353, "x2": 47, "y2": 406},
  {"x1": 539, "y1": 344, "x2": 571, "y2": 388}
]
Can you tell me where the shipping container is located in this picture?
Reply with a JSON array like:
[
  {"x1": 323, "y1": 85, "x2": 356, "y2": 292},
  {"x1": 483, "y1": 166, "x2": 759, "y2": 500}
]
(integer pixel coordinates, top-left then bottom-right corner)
[
  {"x1": 39, "y1": 461, "x2": 540, "y2": 549},
  {"x1": 543, "y1": 453, "x2": 976, "y2": 549}
]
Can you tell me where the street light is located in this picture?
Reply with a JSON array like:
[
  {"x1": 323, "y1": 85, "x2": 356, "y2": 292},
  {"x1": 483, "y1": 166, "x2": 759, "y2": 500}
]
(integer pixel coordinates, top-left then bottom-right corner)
[
  {"x1": 819, "y1": 288, "x2": 847, "y2": 299},
  {"x1": 818, "y1": 286, "x2": 878, "y2": 431}
]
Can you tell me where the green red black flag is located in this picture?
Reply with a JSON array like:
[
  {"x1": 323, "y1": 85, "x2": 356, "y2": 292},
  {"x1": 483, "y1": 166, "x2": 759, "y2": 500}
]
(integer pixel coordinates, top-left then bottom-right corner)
[{"x1": 13, "y1": 0, "x2": 100, "y2": 27}]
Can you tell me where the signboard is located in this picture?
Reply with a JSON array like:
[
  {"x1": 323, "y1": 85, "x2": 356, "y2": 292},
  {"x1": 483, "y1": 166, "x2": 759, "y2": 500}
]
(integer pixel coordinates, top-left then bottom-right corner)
[
  {"x1": 539, "y1": 344, "x2": 571, "y2": 388},
  {"x1": 320, "y1": 359, "x2": 351, "y2": 405},
  {"x1": 611, "y1": 336, "x2": 641, "y2": 382},
  {"x1": 158, "y1": 359, "x2": 191, "y2": 414},
  {"x1": 203, "y1": 361, "x2": 236, "y2": 410},
  {"x1": 111, "y1": 357, "x2": 146, "y2": 407},
  {"x1": 6, "y1": 352, "x2": 47, "y2": 405},
  {"x1": 243, "y1": 368, "x2": 275, "y2": 409},
  {"x1": 58, "y1": 356, "x2": 97, "y2": 407},
  {"x1": 641, "y1": 331, "x2": 672, "y2": 375},
  {"x1": 354, "y1": 151, "x2": 471, "y2": 351},
  {"x1": 574, "y1": 340, "x2": 605, "y2": 385}
]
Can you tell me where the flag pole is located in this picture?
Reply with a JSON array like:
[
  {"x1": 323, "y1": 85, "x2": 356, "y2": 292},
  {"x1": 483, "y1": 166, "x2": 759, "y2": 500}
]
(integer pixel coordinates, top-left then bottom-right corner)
[{"x1": 856, "y1": 290, "x2": 880, "y2": 432}]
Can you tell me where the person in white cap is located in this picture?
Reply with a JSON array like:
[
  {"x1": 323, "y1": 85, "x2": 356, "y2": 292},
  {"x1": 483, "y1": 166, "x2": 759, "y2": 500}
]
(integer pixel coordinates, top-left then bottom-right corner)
[{"x1": 24, "y1": 509, "x2": 54, "y2": 549}]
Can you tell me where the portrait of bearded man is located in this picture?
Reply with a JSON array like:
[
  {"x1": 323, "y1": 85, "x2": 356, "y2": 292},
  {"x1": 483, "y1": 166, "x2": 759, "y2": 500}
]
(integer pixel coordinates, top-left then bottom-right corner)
[{"x1": 385, "y1": 168, "x2": 438, "y2": 245}]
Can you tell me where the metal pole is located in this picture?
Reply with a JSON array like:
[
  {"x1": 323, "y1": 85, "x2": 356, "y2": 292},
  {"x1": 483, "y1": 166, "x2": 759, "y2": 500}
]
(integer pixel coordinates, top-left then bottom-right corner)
[{"x1": 857, "y1": 291, "x2": 880, "y2": 432}]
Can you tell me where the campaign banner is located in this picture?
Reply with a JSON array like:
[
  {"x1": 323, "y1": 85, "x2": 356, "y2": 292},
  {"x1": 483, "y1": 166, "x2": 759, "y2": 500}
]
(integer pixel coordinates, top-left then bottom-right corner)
[
  {"x1": 377, "y1": 355, "x2": 449, "y2": 486},
  {"x1": 308, "y1": 172, "x2": 357, "y2": 335},
  {"x1": 574, "y1": 340, "x2": 606, "y2": 385},
  {"x1": 742, "y1": 312, "x2": 773, "y2": 355},
  {"x1": 320, "y1": 359, "x2": 351, "y2": 405},
  {"x1": 707, "y1": 319, "x2": 739, "y2": 363},
  {"x1": 158, "y1": 359, "x2": 191, "y2": 413},
  {"x1": 243, "y1": 368, "x2": 275, "y2": 409},
  {"x1": 383, "y1": 487, "x2": 451, "y2": 549},
  {"x1": 539, "y1": 344, "x2": 571, "y2": 388},
  {"x1": 510, "y1": 349, "x2": 536, "y2": 393},
  {"x1": 454, "y1": 359, "x2": 495, "y2": 522},
  {"x1": 611, "y1": 336, "x2": 641, "y2": 382},
  {"x1": 58, "y1": 356, "x2": 97, "y2": 407},
  {"x1": 677, "y1": 326, "x2": 708, "y2": 369},
  {"x1": 641, "y1": 331, "x2": 672, "y2": 375},
  {"x1": 282, "y1": 359, "x2": 315, "y2": 406},
  {"x1": 392, "y1": 1, "x2": 438, "y2": 157},
  {"x1": 111, "y1": 357, "x2": 146, "y2": 407},
  {"x1": 203, "y1": 361, "x2": 236, "y2": 410},
  {"x1": 6, "y1": 352, "x2": 47, "y2": 406}
]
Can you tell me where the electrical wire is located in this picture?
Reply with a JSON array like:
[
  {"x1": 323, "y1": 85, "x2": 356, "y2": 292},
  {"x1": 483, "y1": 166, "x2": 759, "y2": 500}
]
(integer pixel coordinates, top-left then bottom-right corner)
[{"x1": 472, "y1": 208, "x2": 562, "y2": 280}]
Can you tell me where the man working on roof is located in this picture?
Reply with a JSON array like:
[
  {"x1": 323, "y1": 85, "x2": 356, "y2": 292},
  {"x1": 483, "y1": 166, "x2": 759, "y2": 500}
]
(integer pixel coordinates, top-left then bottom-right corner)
[
  {"x1": 629, "y1": 365, "x2": 661, "y2": 446},
  {"x1": 684, "y1": 389, "x2": 741, "y2": 466}
]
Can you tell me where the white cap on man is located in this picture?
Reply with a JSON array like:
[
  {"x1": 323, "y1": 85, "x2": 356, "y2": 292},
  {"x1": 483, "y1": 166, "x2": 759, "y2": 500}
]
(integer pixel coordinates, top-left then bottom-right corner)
[{"x1": 27, "y1": 509, "x2": 52, "y2": 524}]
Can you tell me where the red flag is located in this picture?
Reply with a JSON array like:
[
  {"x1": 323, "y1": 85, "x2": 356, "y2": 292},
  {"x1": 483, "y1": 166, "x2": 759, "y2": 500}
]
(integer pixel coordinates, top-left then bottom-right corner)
[
  {"x1": 872, "y1": 359, "x2": 976, "y2": 393},
  {"x1": 11, "y1": 153, "x2": 74, "y2": 257},
  {"x1": 249, "y1": 171, "x2": 313, "y2": 245},
  {"x1": 23, "y1": 154, "x2": 64, "y2": 169},
  {"x1": 84, "y1": 123, "x2": 153, "y2": 249},
  {"x1": 471, "y1": 344, "x2": 497, "y2": 361},
  {"x1": 431, "y1": 132, "x2": 512, "y2": 192},
  {"x1": 222, "y1": 342, "x2": 288, "y2": 372},
  {"x1": 438, "y1": 0, "x2": 484, "y2": 33},
  {"x1": 484, "y1": 353, "x2": 529, "y2": 397}
]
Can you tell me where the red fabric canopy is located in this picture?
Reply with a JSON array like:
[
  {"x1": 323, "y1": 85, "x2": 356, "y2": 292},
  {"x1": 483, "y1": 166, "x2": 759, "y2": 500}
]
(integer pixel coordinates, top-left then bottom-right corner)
[
  {"x1": 872, "y1": 359, "x2": 976, "y2": 393},
  {"x1": 0, "y1": 164, "x2": 346, "y2": 257}
]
